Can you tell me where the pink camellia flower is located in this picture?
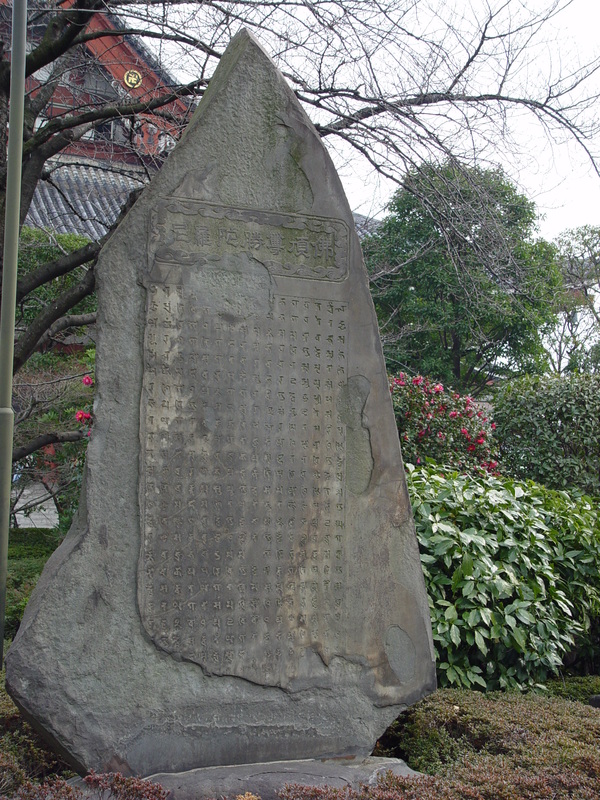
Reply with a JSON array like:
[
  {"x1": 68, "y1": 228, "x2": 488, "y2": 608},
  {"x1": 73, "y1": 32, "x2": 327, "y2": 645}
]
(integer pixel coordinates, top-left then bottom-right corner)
[
  {"x1": 449, "y1": 410, "x2": 459, "y2": 418},
  {"x1": 75, "y1": 410, "x2": 86, "y2": 422},
  {"x1": 476, "y1": 436, "x2": 485, "y2": 445},
  {"x1": 491, "y1": 422, "x2": 497, "y2": 430},
  {"x1": 467, "y1": 444, "x2": 476, "y2": 452},
  {"x1": 432, "y1": 383, "x2": 444, "y2": 393},
  {"x1": 82, "y1": 375, "x2": 93, "y2": 387},
  {"x1": 460, "y1": 427, "x2": 470, "y2": 438},
  {"x1": 412, "y1": 375, "x2": 424, "y2": 386}
]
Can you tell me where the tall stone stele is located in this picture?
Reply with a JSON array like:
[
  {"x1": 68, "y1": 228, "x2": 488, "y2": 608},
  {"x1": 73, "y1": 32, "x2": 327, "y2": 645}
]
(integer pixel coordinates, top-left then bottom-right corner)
[{"x1": 6, "y1": 30, "x2": 435, "y2": 776}]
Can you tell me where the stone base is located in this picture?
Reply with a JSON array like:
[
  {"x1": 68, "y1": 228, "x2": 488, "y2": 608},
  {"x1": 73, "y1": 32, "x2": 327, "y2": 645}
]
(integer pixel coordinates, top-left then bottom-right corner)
[{"x1": 143, "y1": 757, "x2": 417, "y2": 800}]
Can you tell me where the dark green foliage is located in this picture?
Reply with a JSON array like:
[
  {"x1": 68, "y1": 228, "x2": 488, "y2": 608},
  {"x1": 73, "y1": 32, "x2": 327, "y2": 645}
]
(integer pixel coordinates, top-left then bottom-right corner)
[
  {"x1": 390, "y1": 374, "x2": 498, "y2": 472},
  {"x1": 493, "y1": 373, "x2": 600, "y2": 496},
  {"x1": 5, "y1": 530, "x2": 64, "y2": 639},
  {"x1": 364, "y1": 161, "x2": 560, "y2": 390},
  {"x1": 545, "y1": 675, "x2": 600, "y2": 703},
  {"x1": 407, "y1": 465, "x2": 600, "y2": 690},
  {"x1": 16, "y1": 229, "x2": 93, "y2": 330}
]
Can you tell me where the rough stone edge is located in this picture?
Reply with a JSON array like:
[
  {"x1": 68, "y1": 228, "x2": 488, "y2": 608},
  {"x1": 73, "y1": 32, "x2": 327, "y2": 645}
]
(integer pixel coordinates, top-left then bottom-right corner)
[{"x1": 70, "y1": 757, "x2": 419, "y2": 800}]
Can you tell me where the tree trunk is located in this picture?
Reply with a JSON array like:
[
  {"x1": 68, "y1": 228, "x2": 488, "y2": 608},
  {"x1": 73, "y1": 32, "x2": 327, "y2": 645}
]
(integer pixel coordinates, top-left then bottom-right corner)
[{"x1": 451, "y1": 331, "x2": 461, "y2": 384}]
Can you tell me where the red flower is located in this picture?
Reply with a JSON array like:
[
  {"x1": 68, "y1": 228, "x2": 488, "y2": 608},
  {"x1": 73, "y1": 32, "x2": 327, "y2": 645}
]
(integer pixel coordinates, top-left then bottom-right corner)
[
  {"x1": 449, "y1": 411, "x2": 459, "y2": 418},
  {"x1": 412, "y1": 375, "x2": 424, "y2": 386},
  {"x1": 432, "y1": 383, "x2": 444, "y2": 393},
  {"x1": 82, "y1": 375, "x2": 93, "y2": 387},
  {"x1": 491, "y1": 422, "x2": 496, "y2": 430}
]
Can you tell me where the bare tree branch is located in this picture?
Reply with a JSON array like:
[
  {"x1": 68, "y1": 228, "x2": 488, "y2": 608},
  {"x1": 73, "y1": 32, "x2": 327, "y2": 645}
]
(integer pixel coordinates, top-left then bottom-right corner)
[
  {"x1": 37, "y1": 312, "x2": 97, "y2": 350},
  {"x1": 13, "y1": 266, "x2": 96, "y2": 374},
  {"x1": 12, "y1": 431, "x2": 87, "y2": 463}
]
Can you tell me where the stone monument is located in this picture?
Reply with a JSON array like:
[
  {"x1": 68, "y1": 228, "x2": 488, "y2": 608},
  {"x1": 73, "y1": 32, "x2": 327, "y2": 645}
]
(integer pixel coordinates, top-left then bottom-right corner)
[{"x1": 6, "y1": 30, "x2": 435, "y2": 777}]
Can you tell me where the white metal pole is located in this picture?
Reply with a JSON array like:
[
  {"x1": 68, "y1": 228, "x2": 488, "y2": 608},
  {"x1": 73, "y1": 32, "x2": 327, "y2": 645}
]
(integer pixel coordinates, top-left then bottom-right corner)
[{"x1": 0, "y1": 0, "x2": 28, "y2": 663}]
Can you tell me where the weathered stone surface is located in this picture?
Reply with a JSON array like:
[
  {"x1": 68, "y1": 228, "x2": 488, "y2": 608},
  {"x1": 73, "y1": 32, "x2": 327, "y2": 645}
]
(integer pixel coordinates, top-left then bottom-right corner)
[
  {"x1": 6, "y1": 30, "x2": 435, "y2": 776},
  {"x1": 146, "y1": 757, "x2": 419, "y2": 800},
  {"x1": 71, "y1": 757, "x2": 417, "y2": 800}
]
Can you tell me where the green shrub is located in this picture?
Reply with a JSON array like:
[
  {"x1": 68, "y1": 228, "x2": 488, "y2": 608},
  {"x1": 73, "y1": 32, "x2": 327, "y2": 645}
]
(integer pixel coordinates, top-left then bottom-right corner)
[
  {"x1": 407, "y1": 465, "x2": 600, "y2": 690},
  {"x1": 17, "y1": 228, "x2": 93, "y2": 330},
  {"x1": 372, "y1": 688, "x2": 600, "y2": 799},
  {"x1": 545, "y1": 675, "x2": 600, "y2": 703},
  {"x1": 390, "y1": 374, "x2": 498, "y2": 472},
  {"x1": 493, "y1": 373, "x2": 600, "y2": 496}
]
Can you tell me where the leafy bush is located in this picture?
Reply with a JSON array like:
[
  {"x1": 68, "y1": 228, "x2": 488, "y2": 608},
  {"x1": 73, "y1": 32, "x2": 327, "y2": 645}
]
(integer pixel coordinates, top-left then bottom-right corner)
[
  {"x1": 390, "y1": 374, "x2": 498, "y2": 472},
  {"x1": 545, "y1": 675, "x2": 600, "y2": 703},
  {"x1": 493, "y1": 373, "x2": 600, "y2": 496},
  {"x1": 407, "y1": 465, "x2": 600, "y2": 690},
  {"x1": 17, "y1": 228, "x2": 93, "y2": 331}
]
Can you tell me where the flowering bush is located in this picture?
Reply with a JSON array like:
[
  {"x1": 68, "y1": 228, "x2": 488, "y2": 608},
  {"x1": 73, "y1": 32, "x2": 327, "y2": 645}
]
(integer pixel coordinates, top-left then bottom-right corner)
[
  {"x1": 74, "y1": 373, "x2": 94, "y2": 434},
  {"x1": 389, "y1": 373, "x2": 498, "y2": 472}
]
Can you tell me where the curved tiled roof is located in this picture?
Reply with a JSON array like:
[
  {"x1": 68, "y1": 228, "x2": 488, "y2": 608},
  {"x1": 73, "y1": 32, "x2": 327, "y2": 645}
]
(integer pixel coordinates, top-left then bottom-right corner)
[{"x1": 25, "y1": 159, "x2": 149, "y2": 240}]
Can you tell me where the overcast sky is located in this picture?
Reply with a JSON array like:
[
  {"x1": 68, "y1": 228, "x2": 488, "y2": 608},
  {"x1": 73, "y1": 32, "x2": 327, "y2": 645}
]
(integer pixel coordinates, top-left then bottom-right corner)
[{"x1": 341, "y1": 0, "x2": 600, "y2": 243}]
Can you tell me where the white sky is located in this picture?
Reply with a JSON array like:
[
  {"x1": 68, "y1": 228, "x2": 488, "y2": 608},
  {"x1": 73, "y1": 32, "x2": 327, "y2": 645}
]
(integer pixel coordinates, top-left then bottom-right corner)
[{"x1": 340, "y1": 0, "x2": 600, "y2": 243}]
